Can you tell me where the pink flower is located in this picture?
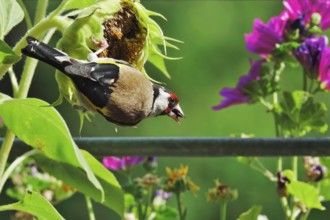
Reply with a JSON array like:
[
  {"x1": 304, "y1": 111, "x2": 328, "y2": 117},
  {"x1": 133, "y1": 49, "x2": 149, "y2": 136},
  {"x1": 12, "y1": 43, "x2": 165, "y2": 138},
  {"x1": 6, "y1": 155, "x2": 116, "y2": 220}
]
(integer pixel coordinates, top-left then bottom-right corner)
[
  {"x1": 102, "y1": 156, "x2": 144, "y2": 171},
  {"x1": 245, "y1": 12, "x2": 288, "y2": 57},
  {"x1": 284, "y1": 0, "x2": 330, "y2": 30},
  {"x1": 319, "y1": 47, "x2": 330, "y2": 90},
  {"x1": 212, "y1": 60, "x2": 264, "y2": 110}
]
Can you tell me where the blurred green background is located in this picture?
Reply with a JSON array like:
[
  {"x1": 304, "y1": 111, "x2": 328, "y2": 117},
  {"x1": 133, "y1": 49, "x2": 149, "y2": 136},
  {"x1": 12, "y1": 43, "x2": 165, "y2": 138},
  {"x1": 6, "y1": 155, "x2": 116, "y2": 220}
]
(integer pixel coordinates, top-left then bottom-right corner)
[{"x1": 1, "y1": 0, "x2": 330, "y2": 219}]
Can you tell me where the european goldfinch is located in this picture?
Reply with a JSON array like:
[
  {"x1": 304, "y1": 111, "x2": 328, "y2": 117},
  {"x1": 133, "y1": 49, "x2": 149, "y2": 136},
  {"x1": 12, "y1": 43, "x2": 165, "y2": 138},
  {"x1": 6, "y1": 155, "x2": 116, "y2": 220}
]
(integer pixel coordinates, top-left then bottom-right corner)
[{"x1": 21, "y1": 36, "x2": 184, "y2": 126}]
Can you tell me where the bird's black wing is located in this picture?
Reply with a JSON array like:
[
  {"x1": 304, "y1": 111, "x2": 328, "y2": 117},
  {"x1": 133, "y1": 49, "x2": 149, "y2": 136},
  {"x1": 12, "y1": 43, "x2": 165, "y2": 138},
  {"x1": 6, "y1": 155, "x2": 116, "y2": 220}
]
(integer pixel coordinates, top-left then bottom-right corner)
[
  {"x1": 64, "y1": 62, "x2": 120, "y2": 108},
  {"x1": 64, "y1": 62, "x2": 120, "y2": 86}
]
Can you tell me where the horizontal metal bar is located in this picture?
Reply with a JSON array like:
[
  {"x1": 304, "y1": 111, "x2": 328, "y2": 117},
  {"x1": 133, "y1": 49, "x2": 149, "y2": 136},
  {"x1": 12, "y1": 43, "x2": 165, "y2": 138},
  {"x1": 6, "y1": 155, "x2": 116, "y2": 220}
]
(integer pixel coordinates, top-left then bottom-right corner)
[{"x1": 4, "y1": 137, "x2": 330, "y2": 157}]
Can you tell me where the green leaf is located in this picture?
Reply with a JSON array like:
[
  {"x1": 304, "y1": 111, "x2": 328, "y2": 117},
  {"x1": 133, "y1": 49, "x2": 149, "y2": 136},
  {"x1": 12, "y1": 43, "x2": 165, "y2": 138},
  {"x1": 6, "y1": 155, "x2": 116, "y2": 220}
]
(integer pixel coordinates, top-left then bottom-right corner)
[
  {"x1": 276, "y1": 91, "x2": 328, "y2": 137},
  {"x1": 0, "y1": 191, "x2": 64, "y2": 220},
  {"x1": 33, "y1": 153, "x2": 124, "y2": 218},
  {"x1": 272, "y1": 41, "x2": 300, "y2": 56},
  {"x1": 0, "y1": 39, "x2": 20, "y2": 64},
  {"x1": 287, "y1": 181, "x2": 325, "y2": 210},
  {"x1": 64, "y1": 0, "x2": 97, "y2": 10},
  {"x1": 237, "y1": 205, "x2": 262, "y2": 220},
  {"x1": 0, "y1": 0, "x2": 24, "y2": 39},
  {"x1": 319, "y1": 178, "x2": 330, "y2": 202},
  {"x1": 155, "y1": 206, "x2": 179, "y2": 220},
  {"x1": 0, "y1": 97, "x2": 103, "y2": 200}
]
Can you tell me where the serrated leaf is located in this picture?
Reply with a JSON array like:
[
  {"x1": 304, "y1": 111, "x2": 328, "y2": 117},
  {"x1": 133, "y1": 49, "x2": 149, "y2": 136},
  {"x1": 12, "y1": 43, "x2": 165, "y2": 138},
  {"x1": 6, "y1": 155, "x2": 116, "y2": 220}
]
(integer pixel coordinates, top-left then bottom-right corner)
[
  {"x1": 0, "y1": 191, "x2": 64, "y2": 220},
  {"x1": 0, "y1": 0, "x2": 24, "y2": 39},
  {"x1": 287, "y1": 181, "x2": 325, "y2": 210},
  {"x1": 33, "y1": 153, "x2": 124, "y2": 217},
  {"x1": 0, "y1": 39, "x2": 20, "y2": 64},
  {"x1": 276, "y1": 91, "x2": 327, "y2": 137},
  {"x1": 0, "y1": 97, "x2": 104, "y2": 200},
  {"x1": 237, "y1": 205, "x2": 262, "y2": 220}
]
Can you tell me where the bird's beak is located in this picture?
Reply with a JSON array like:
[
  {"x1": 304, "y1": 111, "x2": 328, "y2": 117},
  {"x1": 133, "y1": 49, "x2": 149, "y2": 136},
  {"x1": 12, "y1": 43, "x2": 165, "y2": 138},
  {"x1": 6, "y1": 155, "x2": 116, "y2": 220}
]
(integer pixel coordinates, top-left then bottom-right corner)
[{"x1": 169, "y1": 104, "x2": 185, "y2": 124}]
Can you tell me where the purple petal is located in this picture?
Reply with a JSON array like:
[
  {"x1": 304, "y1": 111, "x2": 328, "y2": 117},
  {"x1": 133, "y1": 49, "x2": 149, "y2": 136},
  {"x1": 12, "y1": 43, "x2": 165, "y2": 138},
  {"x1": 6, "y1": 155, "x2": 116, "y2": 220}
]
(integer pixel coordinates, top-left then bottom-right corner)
[
  {"x1": 319, "y1": 47, "x2": 330, "y2": 90},
  {"x1": 124, "y1": 156, "x2": 144, "y2": 167},
  {"x1": 245, "y1": 13, "x2": 288, "y2": 56},
  {"x1": 103, "y1": 157, "x2": 124, "y2": 171},
  {"x1": 213, "y1": 60, "x2": 264, "y2": 111}
]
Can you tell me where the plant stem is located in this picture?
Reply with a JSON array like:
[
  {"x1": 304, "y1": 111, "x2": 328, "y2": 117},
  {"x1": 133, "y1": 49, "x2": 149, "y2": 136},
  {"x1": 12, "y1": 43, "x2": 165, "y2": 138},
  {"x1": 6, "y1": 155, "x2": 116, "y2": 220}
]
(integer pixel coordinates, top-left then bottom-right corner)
[
  {"x1": 142, "y1": 187, "x2": 153, "y2": 220},
  {"x1": 292, "y1": 156, "x2": 298, "y2": 180},
  {"x1": 17, "y1": 0, "x2": 33, "y2": 29},
  {"x1": 220, "y1": 201, "x2": 227, "y2": 220},
  {"x1": 300, "y1": 209, "x2": 310, "y2": 220},
  {"x1": 303, "y1": 71, "x2": 307, "y2": 91},
  {"x1": 16, "y1": 29, "x2": 56, "y2": 99},
  {"x1": 176, "y1": 192, "x2": 185, "y2": 220},
  {"x1": 277, "y1": 157, "x2": 282, "y2": 171},
  {"x1": 8, "y1": 67, "x2": 19, "y2": 96},
  {"x1": 0, "y1": 149, "x2": 40, "y2": 193},
  {"x1": 0, "y1": 15, "x2": 68, "y2": 79},
  {"x1": 85, "y1": 196, "x2": 95, "y2": 220},
  {"x1": 0, "y1": 131, "x2": 16, "y2": 188},
  {"x1": 34, "y1": 0, "x2": 49, "y2": 25}
]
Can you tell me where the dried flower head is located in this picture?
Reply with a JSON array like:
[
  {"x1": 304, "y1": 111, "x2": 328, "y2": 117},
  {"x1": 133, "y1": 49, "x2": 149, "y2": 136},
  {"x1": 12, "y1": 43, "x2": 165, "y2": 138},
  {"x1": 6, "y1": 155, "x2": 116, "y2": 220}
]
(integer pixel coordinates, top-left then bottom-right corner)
[
  {"x1": 206, "y1": 179, "x2": 238, "y2": 203},
  {"x1": 164, "y1": 165, "x2": 199, "y2": 194},
  {"x1": 135, "y1": 173, "x2": 161, "y2": 188},
  {"x1": 304, "y1": 156, "x2": 327, "y2": 182}
]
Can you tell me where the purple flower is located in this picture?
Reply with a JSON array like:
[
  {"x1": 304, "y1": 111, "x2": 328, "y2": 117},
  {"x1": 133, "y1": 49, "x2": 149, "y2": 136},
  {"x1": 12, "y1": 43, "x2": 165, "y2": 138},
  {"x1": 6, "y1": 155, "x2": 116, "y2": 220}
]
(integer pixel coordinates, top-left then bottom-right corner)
[
  {"x1": 245, "y1": 12, "x2": 288, "y2": 57},
  {"x1": 319, "y1": 46, "x2": 330, "y2": 90},
  {"x1": 154, "y1": 190, "x2": 172, "y2": 200},
  {"x1": 102, "y1": 156, "x2": 144, "y2": 171},
  {"x1": 284, "y1": 0, "x2": 330, "y2": 30},
  {"x1": 212, "y1": 59, "x2": 264, "y2": 110},
  {"x1": 294, "y1": 36, "x2": 328, "y2": 77}
]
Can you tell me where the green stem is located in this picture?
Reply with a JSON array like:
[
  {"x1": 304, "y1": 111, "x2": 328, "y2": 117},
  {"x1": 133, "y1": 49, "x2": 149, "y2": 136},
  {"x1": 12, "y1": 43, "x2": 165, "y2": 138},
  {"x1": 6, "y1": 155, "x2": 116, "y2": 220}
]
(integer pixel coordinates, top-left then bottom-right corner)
[
  {"x1": 280, "y1": 197, "x2": 291, "y2": 219},
  {"x1": 220, "y1": 201, "x2": 227, "y2": 220},
  {"x1": 0, "y1": 15, "x2": 68, "y2": 79},
  {"x1": 8, "y1": 67, "x2": 19, "y2": 96},
  {"x1": 277, "y1": 157, "x2": 282, "y2": 171},
  {"x1": 34, "y1": 0, "x2": 49, "y2": 24},
  {"x1": 137, "y1": 201, "x2": 143, "y2": 220},
  {"x1": 142, "y1": 187, "x2": 153, "y2": 220},
  {"x1": 176, "y1": 192, "x2": 185, "y2": 220},
  {"x1": 292, "y1": 156, "x2": 298, "y2": 180},
  {"x1": 303, "y1": 71, "x2": 307, "y2": 92},
  {"x1": 0, "y1": 149, "x2": 40, "y2": 193},
  {"x1": 0, "y1": 131, "x2": 16, "y2": 188},
  {"x1": 17, "y1": 0, "x2": 33, "y2": 29},
  {"x1": 85, "y1": 196, "x2": 96, "y2": 220},
  {"x1": 300, "y1": 209, "x2": 310, "y2": 220},
  {"x1": 16, "y1": 29, "x2": 56, "y2": 99}
]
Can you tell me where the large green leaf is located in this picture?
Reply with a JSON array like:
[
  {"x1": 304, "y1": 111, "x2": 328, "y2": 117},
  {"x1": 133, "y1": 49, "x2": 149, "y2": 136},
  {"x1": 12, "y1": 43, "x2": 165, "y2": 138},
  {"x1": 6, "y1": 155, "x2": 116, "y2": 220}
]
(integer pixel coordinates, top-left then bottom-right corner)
[
  {"x1": 287, "y1": 181, "x2": 325, "y2": 210},
  {"x1": 276, "y1": 91, "x2": 327, "y2": 137},
  {"x1": 0, "y1": 0, "x2": 24, "y2": 39},
  {"x1": 0, "y1": 191, "x2": 64, "y2": 220},
  {"x1": 319, "y1": 178, "x2": 330, "y2": 202},
  {"x1": 34, "y1": 153, "x2": 124, "y2": 217},
  {"x1": 0, "y1": 97, "x2": 103, "y2": 200},
  {"x1": 237, "y1": 205, "x2": 262, "y2": 220},
  {"x1": 0, "y1": 39, "x2": 20, "y2": 64}
]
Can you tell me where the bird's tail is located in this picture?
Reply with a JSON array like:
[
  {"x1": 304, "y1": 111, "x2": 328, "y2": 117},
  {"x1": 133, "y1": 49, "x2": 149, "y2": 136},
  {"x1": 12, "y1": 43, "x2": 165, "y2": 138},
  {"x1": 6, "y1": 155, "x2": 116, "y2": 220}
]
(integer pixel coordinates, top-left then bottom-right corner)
[{"x1": 21, "y1": 36, "x2": 72, "y2": 73}]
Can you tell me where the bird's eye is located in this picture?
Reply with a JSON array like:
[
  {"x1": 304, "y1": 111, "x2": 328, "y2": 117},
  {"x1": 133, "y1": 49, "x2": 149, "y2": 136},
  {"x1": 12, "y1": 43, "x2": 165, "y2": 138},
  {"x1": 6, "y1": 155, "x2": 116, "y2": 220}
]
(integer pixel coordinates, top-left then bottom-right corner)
[{"x1": 169, "y1": 97, "x2": 175, "y2": 104}]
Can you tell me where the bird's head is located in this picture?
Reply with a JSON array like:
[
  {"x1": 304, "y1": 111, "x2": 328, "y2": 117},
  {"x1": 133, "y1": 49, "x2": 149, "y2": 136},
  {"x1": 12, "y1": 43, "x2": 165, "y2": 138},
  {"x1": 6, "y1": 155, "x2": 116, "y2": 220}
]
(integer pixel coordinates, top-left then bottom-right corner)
[{"x1": 150, "y1": 85, "x2": 184, "y2": 123}]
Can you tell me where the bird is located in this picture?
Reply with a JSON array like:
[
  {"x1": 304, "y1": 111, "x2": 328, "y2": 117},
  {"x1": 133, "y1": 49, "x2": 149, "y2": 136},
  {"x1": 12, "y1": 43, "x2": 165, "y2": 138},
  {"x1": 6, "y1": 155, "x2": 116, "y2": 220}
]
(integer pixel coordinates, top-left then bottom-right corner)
[{"x1": 21, "y1": 36, "x2": 184, "y2": 126}]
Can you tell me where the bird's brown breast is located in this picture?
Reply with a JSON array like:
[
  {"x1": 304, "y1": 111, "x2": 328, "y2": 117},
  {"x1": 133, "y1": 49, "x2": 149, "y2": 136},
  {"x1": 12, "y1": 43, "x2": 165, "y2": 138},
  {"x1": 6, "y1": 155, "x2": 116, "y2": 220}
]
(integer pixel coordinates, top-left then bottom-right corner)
[{"x1": 103, "y1": 66, "x2": 153, "y2": 125}]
